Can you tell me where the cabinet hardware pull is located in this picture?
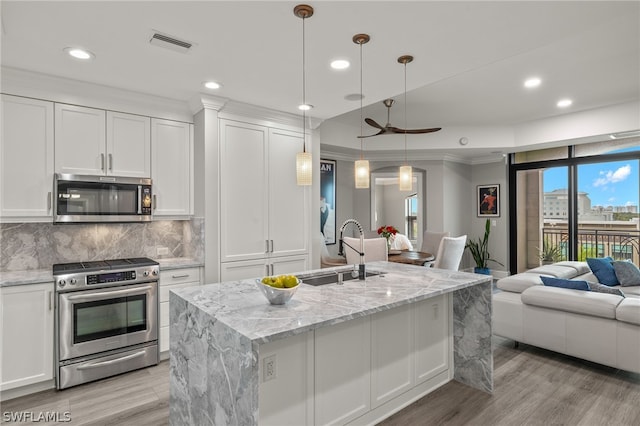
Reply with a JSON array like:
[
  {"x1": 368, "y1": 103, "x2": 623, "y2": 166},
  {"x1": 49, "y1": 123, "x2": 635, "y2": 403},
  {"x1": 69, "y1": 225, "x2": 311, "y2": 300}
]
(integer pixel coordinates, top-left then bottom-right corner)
[
  {"x1": 108, "y1": 153, "x2": 113, "y2": 171},
  {"x1": 101, "y1": 153, "x2": 105, "y2": 171},
  {"x1": 270, "y1": 240, "x2": 274, "y2": 253},
  {"x1": 265, "y1": 240, "x2": 269, "y2": 253},
  {"x1": 47, "y1": 192, "x2": 52, "y2": 212},
  {"x1": 48, "y1": 291, "x2": 52, "y2": 311},
  {"x1": 153, "y1": 194, "x2": 157, "y2": 210},
  {"x1": 265, "y1": 264, "x2": 269, "y2": 276},
  {"x1": 172, "y1": 274, "x2": 189, "y2": 279}
]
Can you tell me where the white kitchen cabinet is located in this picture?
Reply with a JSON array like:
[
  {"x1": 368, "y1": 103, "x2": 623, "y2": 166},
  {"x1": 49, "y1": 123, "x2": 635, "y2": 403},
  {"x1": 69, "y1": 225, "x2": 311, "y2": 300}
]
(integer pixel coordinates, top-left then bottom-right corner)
[
  {"x1": 371, "y1": 303, "x2": 414, "y2": 408},
  {"x1": 0, "y1": 95, "x2": 54, "y2": 220},
  {"x1": 0, "y1": 283, "x2": 54, "y2": 391},
  {"x1": 106, "y1": 111, "x2": 151, "y2": 177},
  {"x1": 219, "y1": 119, "x2": 308, "y2": 274},
  {"x1": 414, "y1": 294, "x2": 450, "y2": 384},
  {"x1": 55, "y1": 104, "x2": 151, "y2": 178},
  {"x1": 220, "y1": 255, "x2": 308, "y2": 282},
  {"x1": 315, "y1": 315, "x2": 371, "y2": 426},
  {"x1": 151, "y1": 118, "x2": 193, "y2": 218},
  {"x1": 159, "y1": 267, "x2": 201, "y2": 354}
]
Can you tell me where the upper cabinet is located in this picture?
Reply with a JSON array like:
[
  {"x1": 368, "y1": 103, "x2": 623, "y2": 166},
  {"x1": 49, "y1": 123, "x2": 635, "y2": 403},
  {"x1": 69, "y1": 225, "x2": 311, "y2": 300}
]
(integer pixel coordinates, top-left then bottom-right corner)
[
  {"x1": 1, "y1": 95, "x2": 55, "y2": 220},
  {"x1": 151, "y1": 118, "x2": 193, "y2": 218},
  {"x1": 55, "y1": 104, "x2": 150, "y2": 178}
]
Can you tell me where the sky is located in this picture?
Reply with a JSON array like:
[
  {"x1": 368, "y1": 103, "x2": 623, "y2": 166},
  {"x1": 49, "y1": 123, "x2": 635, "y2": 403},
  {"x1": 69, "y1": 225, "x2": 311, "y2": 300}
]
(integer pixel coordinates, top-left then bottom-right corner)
[{"x1": 544, "y1": 160, "x2": 639, "y2": 207}]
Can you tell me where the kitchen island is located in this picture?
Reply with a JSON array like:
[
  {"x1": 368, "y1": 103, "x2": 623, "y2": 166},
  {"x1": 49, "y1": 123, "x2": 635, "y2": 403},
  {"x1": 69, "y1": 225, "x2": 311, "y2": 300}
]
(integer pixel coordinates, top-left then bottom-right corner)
[{"x1": 169, "y1": 262, "x2": 493, "y2": 425}]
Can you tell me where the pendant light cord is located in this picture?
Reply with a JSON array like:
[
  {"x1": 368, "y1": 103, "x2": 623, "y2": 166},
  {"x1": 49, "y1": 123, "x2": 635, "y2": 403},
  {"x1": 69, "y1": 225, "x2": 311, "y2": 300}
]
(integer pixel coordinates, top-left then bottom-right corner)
[
  {"x1": 302, "y1": 15, "x2": 307, "y2": 153},
  {"x1": 359, "y1": 39, "x2": 364, "y2": 159},
  {"x1": 403, "y1": 61, "x2": 408, "y2": 164}
]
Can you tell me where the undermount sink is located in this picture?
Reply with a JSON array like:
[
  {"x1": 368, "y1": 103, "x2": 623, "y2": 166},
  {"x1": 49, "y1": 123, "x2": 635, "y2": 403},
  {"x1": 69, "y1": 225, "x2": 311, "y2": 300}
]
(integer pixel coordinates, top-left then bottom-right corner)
[{"x1": 297, "y1": 269, "x2": 381, "y2": 286}]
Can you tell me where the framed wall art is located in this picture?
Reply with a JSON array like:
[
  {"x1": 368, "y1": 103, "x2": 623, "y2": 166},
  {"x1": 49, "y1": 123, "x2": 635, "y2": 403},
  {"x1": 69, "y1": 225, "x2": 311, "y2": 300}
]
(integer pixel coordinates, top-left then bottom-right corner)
[
  {"x1": 320, "y1": 159, "x2": 337, "y2": 244},
  {"x1": 477, "y1": 184, "x2": 500, "y2": 217}
]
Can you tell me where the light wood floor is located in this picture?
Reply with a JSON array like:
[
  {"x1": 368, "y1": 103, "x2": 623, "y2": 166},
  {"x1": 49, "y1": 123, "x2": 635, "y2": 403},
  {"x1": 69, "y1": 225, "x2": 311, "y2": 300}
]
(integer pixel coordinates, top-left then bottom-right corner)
[{"x1": 2, "y1": 337, "x2": 639, "y2": 425}]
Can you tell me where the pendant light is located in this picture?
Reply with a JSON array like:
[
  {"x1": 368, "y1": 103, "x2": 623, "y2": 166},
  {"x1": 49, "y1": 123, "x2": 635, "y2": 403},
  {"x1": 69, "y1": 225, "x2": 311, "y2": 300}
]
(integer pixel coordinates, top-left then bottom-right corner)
[
  {"x1": 398, "y1": 55, "x2": 413, "y2": 191},
  {"x1": 353, "y1": 34, "x2": 371, "y2": 189},
  {"x1": 294, "y1": 4, "x2": 313, "y2": 186}
]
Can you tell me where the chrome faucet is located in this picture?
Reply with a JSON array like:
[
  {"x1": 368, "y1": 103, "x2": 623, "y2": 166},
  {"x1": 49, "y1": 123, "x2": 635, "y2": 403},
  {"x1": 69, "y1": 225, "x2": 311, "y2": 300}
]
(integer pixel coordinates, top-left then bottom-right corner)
[{"x1": 337, "y1": 219, "x2": 365, "y2": 280}]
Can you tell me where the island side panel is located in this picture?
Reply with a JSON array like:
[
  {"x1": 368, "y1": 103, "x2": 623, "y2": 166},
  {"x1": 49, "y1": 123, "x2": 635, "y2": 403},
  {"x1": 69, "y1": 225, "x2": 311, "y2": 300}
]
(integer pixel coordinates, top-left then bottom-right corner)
[
  {"x1": 452, "y1": 280, "x2": 493, "y2": 393},
  {"x1": 169, "y1": 292, "x2": 259, "y2": 426}
]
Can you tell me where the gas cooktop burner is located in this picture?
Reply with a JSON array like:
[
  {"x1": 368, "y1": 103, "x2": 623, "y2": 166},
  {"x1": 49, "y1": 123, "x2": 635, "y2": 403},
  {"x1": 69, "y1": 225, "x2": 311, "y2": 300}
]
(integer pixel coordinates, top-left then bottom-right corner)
[{"x1": 53, "y1": 257, "x2": 158, "y2": 275}]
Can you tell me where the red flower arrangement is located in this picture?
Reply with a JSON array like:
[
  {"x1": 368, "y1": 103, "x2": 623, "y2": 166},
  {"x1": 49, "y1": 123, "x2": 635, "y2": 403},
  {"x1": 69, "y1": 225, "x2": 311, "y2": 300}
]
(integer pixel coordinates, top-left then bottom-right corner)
[{"x1": 377, "y1": 225, "x2": 398, "y2": 240}]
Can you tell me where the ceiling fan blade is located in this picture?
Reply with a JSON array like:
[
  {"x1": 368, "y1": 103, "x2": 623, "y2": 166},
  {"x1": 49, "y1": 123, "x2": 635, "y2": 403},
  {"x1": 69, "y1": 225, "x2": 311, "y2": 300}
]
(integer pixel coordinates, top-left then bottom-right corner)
[
  {"x1": 357, "y1": 129, "x2": 387, "y2": 138},
  {"x1": 364, "y1": 118, "x2": 385, "y2": 130},
  {"x1": 389, "y1": 126, "x2": 442, "y2": 134}
]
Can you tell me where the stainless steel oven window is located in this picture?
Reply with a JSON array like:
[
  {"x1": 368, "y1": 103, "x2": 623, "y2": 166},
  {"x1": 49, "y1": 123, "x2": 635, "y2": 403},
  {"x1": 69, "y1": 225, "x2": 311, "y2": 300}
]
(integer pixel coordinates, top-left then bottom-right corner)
[{"x1": 73, "y1": 294, "x2": 147, "y2": 343}]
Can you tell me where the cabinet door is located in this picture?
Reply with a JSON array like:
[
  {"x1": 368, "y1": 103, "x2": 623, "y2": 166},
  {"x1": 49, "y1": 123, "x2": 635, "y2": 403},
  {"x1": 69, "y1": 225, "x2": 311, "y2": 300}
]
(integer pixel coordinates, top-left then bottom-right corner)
[
  {"x1": 414, "y1": 295, "x2": 449, "y2": 384},
  {"x1": 220, "y1": 259, "x2": 268, "y2": 282},
  {"x1": 268, "y1": 128, "x2": 307, "y2": 257},
  {"x1": 55, "y1": 103, "x2": 106, "y2": 175},
  {"x1": 271, "y1": 255, "x2": 308, "y2": 276},
  {"x1": 159, "y1": 267, "x2": 201, "y2": 353},
  {"x1": 106, "y1": 111, "x2": 151, "y2": 177},
  {"x1": 151, "y1": 119, "x2": 192, "y2": 217},
  {"x1": 220, "y1": 120, "x2": 269, "y2": 262},
  {"x1": 315, "y1": 315, "x2": 371, "y2": 426},
  {"x1": 1, "y1": 95, "x2": 54, "y2": 219},
  {"x1": 371, "y1": 304, "x2": 414, "y2": 408},
  {"x1": 1, "y1": 283, "x2": 54, "y2": 390}
]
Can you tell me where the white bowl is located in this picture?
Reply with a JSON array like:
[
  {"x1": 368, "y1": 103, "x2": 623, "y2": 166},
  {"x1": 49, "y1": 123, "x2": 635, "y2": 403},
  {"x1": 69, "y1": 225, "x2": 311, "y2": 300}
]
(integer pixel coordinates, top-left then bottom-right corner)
[{"x1": 255, "y1": 279, "x2": 299, "y2": 305}]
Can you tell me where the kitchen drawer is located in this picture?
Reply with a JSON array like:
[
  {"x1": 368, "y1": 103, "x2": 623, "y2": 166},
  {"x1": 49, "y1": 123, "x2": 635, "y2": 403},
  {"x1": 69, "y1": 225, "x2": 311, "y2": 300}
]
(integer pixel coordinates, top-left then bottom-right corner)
[{"x1": 159, "y1": 267, "x2": 201, "y2": 286}]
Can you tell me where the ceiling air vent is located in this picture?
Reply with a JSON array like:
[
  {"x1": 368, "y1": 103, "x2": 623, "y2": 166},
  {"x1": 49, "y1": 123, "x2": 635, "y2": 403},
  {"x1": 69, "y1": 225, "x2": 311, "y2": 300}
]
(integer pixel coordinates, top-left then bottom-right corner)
[{"x1": 149, "y1": 31, "x2": 193, "y2": 53}]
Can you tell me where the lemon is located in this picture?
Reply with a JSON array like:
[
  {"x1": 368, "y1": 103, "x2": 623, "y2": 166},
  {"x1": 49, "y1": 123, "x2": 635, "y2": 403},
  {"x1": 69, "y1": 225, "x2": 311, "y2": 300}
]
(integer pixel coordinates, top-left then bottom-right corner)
[
  {"x1": 272, "y1": 276, "x2": 285, "y2": 288},
  {"x1": 283, "y1": 275, "x2": 298, "y2": 288}
]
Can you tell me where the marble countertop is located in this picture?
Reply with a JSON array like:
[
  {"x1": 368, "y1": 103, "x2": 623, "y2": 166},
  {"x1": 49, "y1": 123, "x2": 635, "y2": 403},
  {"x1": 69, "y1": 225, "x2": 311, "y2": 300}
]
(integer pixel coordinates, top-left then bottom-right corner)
[
  {"x1": 0, "y1": 257, "x2": 203, "y2": 287},
  {"x1": 171, "y1": 261, "x2": 492, "y2": 344}
]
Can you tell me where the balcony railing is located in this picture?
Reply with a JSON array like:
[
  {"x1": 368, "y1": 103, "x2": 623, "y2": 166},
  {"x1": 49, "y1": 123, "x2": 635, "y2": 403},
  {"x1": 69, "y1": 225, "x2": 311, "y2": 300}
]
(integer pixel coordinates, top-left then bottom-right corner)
[{"x1": 542, "y1": 228, "x2": 640, "y2": 264}]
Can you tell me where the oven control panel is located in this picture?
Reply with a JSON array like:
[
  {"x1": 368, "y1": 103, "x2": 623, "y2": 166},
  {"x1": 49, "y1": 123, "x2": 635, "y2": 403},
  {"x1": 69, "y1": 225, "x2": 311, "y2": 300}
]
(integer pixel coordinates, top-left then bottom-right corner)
[{"x1": 55, "y1": 265, "x2": 159, "y2": 291}]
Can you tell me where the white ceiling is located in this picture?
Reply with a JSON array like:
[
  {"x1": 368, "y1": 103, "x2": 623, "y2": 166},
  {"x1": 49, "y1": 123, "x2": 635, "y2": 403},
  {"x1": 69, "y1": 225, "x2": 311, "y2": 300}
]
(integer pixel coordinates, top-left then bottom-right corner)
[{"x1": 2, "y1": 1, "x2": 639, "y2": 153}]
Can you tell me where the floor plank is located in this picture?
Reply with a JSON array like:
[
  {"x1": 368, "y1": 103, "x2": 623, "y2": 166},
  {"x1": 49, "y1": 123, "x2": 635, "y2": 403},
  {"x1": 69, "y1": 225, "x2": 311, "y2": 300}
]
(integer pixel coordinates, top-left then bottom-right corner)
[{"x1": 2, "y1": 337, "x2": 639, "y2": 425}]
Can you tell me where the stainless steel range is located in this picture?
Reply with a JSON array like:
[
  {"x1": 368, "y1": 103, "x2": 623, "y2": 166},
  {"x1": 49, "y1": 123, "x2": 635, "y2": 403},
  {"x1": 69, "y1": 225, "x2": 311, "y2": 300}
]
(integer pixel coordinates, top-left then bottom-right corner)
[{"x1": 53, "y1": 257, "x2": 159, "y2": 389}]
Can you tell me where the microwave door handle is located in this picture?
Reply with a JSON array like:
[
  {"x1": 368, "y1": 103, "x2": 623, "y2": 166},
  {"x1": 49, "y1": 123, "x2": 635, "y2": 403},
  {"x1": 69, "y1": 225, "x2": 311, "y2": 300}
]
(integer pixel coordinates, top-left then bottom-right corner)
[
  {"x1": 66, "y1": 285, "x2": 153, "y2": 301},
  {"x1": 76, "y1": 350, "x2": 147, "y2": 371},
  {"x1": 137, "y1": 186, "x2": 142, "y2": 214}
]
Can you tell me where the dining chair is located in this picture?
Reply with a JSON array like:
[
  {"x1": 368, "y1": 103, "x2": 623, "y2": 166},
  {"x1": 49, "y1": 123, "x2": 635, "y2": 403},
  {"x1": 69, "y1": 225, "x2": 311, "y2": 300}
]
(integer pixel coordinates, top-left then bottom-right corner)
[
  {"x1": 432, "y1": 235, "x2": 467, "y2": 271},
  {"x1": 390, "y1": 233, "x2": 414, "y2": 251},
  {"x1": 421, "y1": 230, "x2": 450, "y2": 267},
  {"x1": 343, "y1": 237, "x2": 388, "y2": 264},
  {"x1": 320, "y1": 238, "x2": 347, "y2": 268}
]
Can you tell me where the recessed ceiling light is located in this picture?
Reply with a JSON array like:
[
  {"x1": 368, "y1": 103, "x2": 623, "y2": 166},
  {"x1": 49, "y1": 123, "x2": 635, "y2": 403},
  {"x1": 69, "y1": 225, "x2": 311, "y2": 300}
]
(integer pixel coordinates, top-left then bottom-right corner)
[
  {"x1": 330, "y1": 59, "x2": 350, "y2": 70},
  {"x1": 64, "y1": 47, "x2": 95, "y2": 60},
  {"x1": 298, "y1": 104, "x2": 313, "y2": 111},
  {"x1": 557, "y1": 99, "x2": 573, "y2": 108},
  {"x1": 524, "y1": 77, "x2": 541, "y2": 88},
  {"x1": 203, "y1": 81, "x2": 221, "y2": 90}
]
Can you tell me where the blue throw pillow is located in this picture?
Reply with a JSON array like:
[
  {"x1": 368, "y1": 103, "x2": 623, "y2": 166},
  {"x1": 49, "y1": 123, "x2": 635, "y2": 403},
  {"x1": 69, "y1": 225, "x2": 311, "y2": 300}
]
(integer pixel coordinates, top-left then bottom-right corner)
[
  {"x1": 540, "y1": 276, "x2": 590, "y2": 291},
  {"x1": 586, "y1": 257, "x2": 619, "y2": 286}
]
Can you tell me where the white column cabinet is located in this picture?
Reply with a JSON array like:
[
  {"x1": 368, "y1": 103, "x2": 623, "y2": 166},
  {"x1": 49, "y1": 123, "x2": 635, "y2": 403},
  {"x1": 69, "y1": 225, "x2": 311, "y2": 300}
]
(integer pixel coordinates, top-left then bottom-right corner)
[
  {"x1": 0, "y1": 95, "x2": 54, "y2": 220},
  {"x1": 0, "y1": 283, "x2": 54, "y2": 391},
  {"x1": 219, "y1": 119, "x2": 308, "y2": 278},
  {"x1": 151, "y1": 118, "x2": 193, "y2": 218},
  {"x1": 55, "y1": 104, "x2": 151, "y2": 178}
]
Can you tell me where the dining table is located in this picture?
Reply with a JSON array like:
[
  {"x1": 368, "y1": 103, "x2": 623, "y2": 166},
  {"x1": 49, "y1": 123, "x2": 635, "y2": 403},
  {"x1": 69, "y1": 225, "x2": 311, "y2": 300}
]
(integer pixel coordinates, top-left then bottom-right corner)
[{"x1": 387, "y1": 250, "x2": 434, "y2": 266}]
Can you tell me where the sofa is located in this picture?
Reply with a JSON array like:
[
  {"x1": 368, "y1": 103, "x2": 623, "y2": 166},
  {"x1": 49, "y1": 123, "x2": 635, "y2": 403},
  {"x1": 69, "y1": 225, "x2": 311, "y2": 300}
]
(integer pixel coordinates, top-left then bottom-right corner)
[{"x1": 493, "y1": 261, "x2": 640, "y2": 373}]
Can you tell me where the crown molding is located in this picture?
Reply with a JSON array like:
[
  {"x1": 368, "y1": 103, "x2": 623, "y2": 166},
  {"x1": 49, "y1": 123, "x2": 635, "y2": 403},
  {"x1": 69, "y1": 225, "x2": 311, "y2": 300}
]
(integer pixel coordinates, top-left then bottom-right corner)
[
  {"x1": 218, "y1": 99, "x2": 324, "y2": 131},
  {"x1": 189, "y1": 94, "x2": 228, "y2": 114}
]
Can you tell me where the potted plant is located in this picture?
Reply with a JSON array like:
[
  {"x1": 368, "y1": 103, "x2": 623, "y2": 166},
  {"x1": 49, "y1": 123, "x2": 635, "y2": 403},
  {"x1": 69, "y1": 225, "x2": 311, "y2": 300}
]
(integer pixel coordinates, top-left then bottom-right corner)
[
  {"x1": 465, "y1": 219, "x2": 504, "y2": 274},
  {"x1": 539, "y1": 239, "x2": 561, "y2": 264}
]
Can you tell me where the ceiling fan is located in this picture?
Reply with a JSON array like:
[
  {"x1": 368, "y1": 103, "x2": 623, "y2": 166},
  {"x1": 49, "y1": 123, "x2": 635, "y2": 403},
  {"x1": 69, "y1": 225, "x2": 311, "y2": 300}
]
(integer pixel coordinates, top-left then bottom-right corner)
[{"x1": 359, "y1": 98, "x2": 442, "y2": 138}]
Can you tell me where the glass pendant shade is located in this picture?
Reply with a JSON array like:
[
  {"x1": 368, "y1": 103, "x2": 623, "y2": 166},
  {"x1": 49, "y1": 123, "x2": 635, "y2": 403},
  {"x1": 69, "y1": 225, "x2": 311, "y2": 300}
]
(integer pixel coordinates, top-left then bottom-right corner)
[
  {"x1": 296, "y1": 151, "x2": 312, "y2": 186},
  {"x1": 399, "y1": 165, "x2": 413, "y2": 191},
  {"x1": 355, "y1": 159, "x2": 370, "y2": 188}
]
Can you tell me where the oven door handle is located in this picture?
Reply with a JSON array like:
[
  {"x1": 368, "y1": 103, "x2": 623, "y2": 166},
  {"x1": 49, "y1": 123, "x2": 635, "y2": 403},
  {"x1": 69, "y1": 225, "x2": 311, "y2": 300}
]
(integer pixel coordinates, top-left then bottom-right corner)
[
  {"x1": 66, "y1": 285, "x2": 153, "y2": 301},
  {"x1": 76, "y1": 350, "x2": 147, "y2": 370}
]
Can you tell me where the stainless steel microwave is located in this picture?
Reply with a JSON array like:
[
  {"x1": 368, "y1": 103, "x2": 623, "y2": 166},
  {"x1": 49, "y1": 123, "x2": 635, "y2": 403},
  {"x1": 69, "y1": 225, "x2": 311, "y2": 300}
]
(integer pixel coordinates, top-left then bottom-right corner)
[{"x1": 54, "y1": 174, "x2": 152, "y2": 223}]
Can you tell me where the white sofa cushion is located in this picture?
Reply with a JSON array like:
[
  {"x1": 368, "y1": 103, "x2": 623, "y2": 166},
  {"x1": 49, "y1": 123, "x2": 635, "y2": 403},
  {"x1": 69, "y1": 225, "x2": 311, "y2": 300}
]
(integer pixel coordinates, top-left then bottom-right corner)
[
  {"x1": 621, "y1": 285, "x2": 640, "y2": 298},
  {"x1": 497, "y1": 273, "x2": 545, "y2": 293},
  {"x1": 521, "y1": 286, "x2": 622, "y2": 319},
  {"x1": 526, "y1": 264, "x2": 581, "y2": 279},
  {"x1": 617, "y1": 298, "x2": 640, "y2": 325},
  {"x1": 555, "y1": 261, "x2": 591, "y2": 276}
]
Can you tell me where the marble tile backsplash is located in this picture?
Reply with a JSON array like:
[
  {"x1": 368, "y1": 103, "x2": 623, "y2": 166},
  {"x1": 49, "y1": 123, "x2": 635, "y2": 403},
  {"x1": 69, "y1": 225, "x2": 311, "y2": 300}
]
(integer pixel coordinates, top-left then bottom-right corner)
[{"x1": 0, "y1": 218, "x2": 204, "y2": 271}]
